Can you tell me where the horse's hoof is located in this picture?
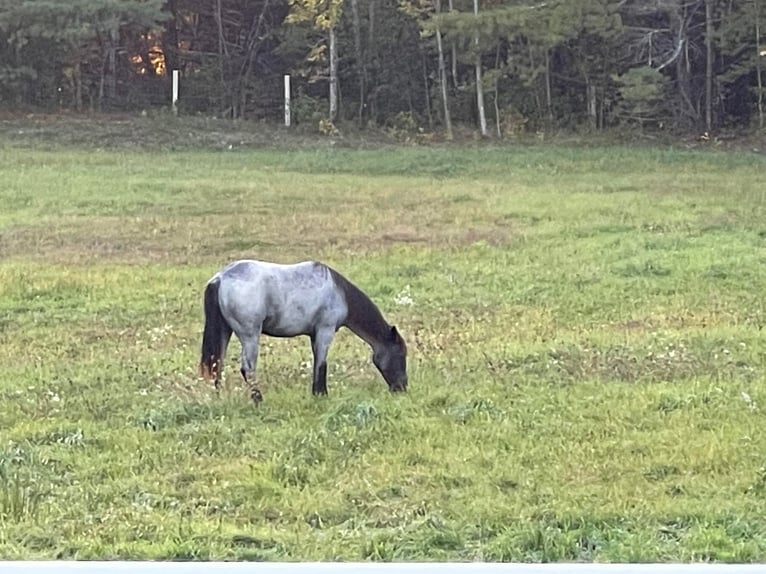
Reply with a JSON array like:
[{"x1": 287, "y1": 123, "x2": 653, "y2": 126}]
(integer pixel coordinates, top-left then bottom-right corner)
[{"x1": 251, "y1": 389, "x2": 263, "y2": 404}]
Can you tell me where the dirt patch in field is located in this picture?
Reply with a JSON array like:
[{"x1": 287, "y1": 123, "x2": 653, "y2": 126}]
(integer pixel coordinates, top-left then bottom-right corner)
[
  {"x1": 612, "y1": 310, "x2": 746, "y2": 333},
  {"x1": 0, "y1": 220, "x2": 187, "y2": 263},
  {"x1": 0, "y1": 215, "x2": 514, "y2": 264},
  {"x1": 343, "y1": 224, "x2": 511, "y2": 251},
  {"x1": 484, "y1": 340, "x2": 758, "y2": 385},
  {"x1": 379, "y1": 226, "x2": 428, "y2": 244}
]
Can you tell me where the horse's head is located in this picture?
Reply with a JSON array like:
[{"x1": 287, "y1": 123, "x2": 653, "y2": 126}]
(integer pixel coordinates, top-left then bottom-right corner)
[{"x1": 373, "y1": 325, "x2": 408, "y2": 392}]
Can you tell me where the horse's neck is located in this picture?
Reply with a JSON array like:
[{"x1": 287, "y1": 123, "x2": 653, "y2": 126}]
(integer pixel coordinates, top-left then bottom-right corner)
[
  {"x1": 331, "y1": 270, "x2": 390, "y2": 350},
  {"x1": 346, "y1": 299, "x2": 390, "y2": 350}
]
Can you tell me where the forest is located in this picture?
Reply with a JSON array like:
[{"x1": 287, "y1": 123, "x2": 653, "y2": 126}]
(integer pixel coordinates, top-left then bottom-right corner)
[{"x1": 0, "y1": 0, "x2": 764, "y2": 137}]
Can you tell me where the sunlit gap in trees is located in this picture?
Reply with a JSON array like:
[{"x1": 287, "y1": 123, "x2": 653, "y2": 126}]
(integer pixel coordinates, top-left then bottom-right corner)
[{"x1": 130, "y1": 32, "x2": 167, "y2": 76}]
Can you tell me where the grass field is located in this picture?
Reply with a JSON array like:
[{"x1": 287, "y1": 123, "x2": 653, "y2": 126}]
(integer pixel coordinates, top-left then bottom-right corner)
[{"x1": 2, "y1": 120, "x2": 766, "y2": 561}]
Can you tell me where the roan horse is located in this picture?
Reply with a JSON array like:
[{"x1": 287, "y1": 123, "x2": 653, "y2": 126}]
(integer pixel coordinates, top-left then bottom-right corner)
[{"x1": 199, "y1": 259, "x2": 408, "y2": 402}]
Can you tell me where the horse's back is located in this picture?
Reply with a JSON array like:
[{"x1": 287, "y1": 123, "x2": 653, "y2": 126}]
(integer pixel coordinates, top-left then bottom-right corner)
[
  {"x1": 218, "y1": 258, "x2": 303, "y2": 278},
  {"x1": 215, "y1": 259, "x2": 347, "y2": 337}
]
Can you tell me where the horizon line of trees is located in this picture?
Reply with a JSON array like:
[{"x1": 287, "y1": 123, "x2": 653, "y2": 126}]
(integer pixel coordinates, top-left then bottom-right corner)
[{"x1": 0, "y1": 0, "x2": 764, "y2": 137}]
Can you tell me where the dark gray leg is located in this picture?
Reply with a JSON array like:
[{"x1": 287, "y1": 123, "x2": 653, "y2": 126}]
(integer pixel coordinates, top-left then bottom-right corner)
[
  {"x1": 311, "y1": 328, "x2": 335, "y2": 396},
  {"x1": 214, "y1": 327, "x2": 233, "y2": 393},
  {"x1": 240, "y1": 332, "x2": 263, "y2": 404}
]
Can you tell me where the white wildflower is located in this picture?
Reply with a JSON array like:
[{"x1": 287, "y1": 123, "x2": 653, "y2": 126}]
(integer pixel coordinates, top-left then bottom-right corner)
[
  {"x1": 394, "y1": 285, "x2": 414, "y2": 306},
  {"x1": 741, "y1": 391, "x2": 757, "y2": 411}
]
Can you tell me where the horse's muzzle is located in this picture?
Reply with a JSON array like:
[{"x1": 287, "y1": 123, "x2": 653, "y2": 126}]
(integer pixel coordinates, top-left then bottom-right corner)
[{"x1": 389, "y1": 380, "x2": 408, "y2": 393}]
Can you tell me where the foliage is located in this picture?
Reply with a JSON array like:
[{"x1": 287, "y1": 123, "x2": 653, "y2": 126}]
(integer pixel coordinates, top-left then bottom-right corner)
[
  {"x1": 612, "y1": 66, "x2": 669, "y2": 126},
  {"x1": 717, "y1": 0, "x2": 765, "y2": 126},
  {"x1": 317, "y1": 117, "x2": 339, "y2": 134},
  {"x1": 0, "y1": 0, "x2": 167, "y2": 109},
  {"x1": 286, "y1": 0, "x2": 344, "y2": 29},
  {"x1": 1, "y1": 0, "x2": 765, "y2": 132}
]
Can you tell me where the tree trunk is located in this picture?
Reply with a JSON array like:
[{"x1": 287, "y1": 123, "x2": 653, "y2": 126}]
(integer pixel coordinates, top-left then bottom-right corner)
[
  {"x1": 434, "y1": 0, "x2": 453, "y2": 139},
  {"x1": 493, "y1": 43, "x2": 501, "y2": 138},
  {"x1": 586, "y1": 78, "x2": 597, "y2": 129},
  {"x1": 529, "y1": 42, "x2": 542, "y2": 122},
  {"x1": 545, "y1": 48, "x2": 553, "y2": 121},
  {"x1": 368, "y1": 0, "x2": 375, "y2": 48},
  {"x1": 448, "y1": 0, "x2": 457, "y2": 88},
  {"x1": 473, "y1": 0, "x2": 487, "y2": 137},
  {"x1": 329, "y1": 26, "x2": 338, "y2": 122},
  {"x1": 98, "y1": 52, "x2": 106, "y2": 111},
  {"x1": 705, "y1": 0, "x2": 714, "y2": 132},
  {"x1": 74, "y1": 61, "x2": 83, "y2": 112},
  {"x1": 671, "y1": 3, "x2": 698, "y2": 128},
  {"x1": 756, "y1": 0, "x2": 764, "y2": 129},
  {"x1": 351, "y1": 0, "x2": 366, "y2": 125},
  {"x1": 107, "y1": 24, "x2": 118, "y2": 104},
  {"x1": 215, "y1": 0, "x2": 230, "y2": 116},
  {"x1": 237, "y1": 0, "x2": 272, "y2": 120},
  {"x1": 423, "y1": 54, "x2": 433, "y2": 127},
  {"x1": 163, "y1": 0, "x2": 180, "y2": 74},
  {"x1": 368, "y1": 0, "x2": 377, "y2": 119}
]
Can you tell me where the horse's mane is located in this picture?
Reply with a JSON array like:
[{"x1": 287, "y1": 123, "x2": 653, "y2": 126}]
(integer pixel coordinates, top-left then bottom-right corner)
[{"x1": 327, "y1": 266, "x2": 390, "y2": 343}]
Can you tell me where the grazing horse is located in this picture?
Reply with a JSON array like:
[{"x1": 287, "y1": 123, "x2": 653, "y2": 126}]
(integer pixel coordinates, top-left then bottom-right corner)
[{"x1": 199, "y1": 259, "x2": 408, "y2": 402}]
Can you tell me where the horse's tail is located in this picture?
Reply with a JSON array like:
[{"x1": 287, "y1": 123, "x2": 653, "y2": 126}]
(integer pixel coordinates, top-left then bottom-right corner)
[{"x1": 199, "y1": 277, "x2": 229, "y2": 380}]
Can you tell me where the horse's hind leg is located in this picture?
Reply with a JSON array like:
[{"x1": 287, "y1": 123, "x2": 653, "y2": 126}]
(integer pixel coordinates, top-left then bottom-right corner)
[
  {"x1": 310, "y1": 327, "x2": 335, "y2": 396},
  {"x1": 214, "y1": 326, "x2": 233, "y2": 393},
  {"x1": 239, "y1": 331, "x2": 263, "y2": 403}
]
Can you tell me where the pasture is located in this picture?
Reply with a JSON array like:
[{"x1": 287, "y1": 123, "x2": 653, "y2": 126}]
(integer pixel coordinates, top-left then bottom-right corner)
[{"x1": 2, "y1": 123, "x2": 766, "y2": 561}]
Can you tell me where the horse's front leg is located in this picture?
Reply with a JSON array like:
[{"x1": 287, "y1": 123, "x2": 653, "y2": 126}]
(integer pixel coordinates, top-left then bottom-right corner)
[
  {"x1": 310, "y1": 327, "x2": 335, "y2": 396},
  {"x1": 240, "y1": 330, "x2": 263, "y2": 404}
]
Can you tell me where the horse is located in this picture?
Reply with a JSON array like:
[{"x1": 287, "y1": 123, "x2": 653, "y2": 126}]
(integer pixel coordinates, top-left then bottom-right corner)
[{"x1": 199, "y1": 259, "x2": 408, "y2": 402}]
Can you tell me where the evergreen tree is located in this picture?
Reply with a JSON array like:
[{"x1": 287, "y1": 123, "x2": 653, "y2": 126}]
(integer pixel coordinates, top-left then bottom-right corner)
[{"x1": 0, "y1": 0, "x2": 167, "y2": 110}]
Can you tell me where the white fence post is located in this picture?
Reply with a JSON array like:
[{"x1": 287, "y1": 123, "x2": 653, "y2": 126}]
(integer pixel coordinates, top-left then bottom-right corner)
[
  {"x1": 172, "y1": 69, "x2": 179, "y2": 115},
  {"x1": 284, "y1": 74, "x2": 291, "y2": 127}
]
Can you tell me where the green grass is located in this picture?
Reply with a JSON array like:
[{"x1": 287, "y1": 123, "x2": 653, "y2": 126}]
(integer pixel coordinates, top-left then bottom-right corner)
[{"x1": 2, "y1": 126, "x2": 766, "y2": 561}]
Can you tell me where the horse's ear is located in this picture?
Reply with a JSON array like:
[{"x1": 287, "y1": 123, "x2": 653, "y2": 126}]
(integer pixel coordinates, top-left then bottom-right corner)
[{"x1": 390, "y1": 326, "x2": 399, "y2": 341}]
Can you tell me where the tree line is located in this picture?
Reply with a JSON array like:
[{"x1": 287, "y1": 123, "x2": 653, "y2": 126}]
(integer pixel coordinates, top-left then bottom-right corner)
[{"x1": 0, "y1": 0, "x2": 763, "y2": 137}]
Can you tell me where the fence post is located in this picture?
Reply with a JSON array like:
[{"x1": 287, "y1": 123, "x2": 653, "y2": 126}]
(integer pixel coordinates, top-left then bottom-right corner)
[
  {"x1": 172, "y1": 69, "x2": 179, "y2": 115},
  {"x1": 284, "y1": 74, "x2": 291, "y2": 127}
]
